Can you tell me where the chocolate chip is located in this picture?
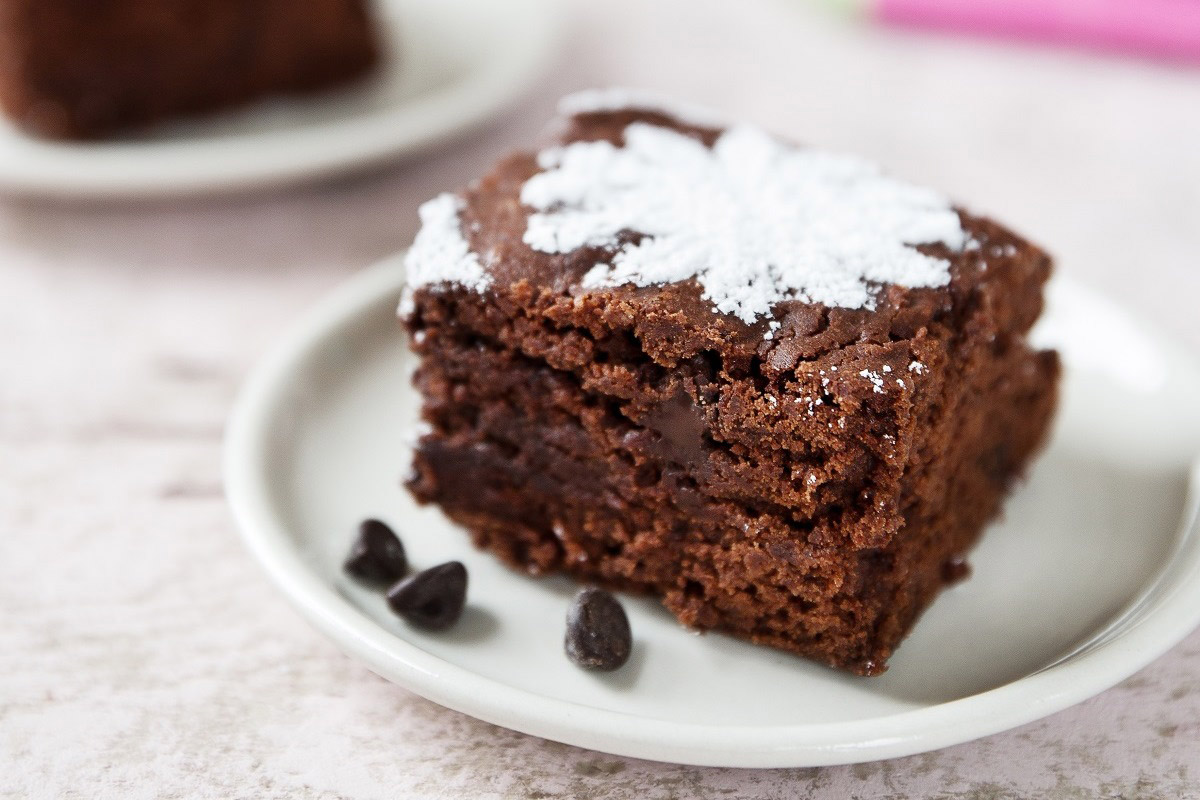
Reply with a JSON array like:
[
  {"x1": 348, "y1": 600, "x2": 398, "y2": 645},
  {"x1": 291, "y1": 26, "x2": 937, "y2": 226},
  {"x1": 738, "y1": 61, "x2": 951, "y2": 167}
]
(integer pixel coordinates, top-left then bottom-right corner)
[
  {"x1": 565, "y1": 588, "x2": 631, "y2": 671},
  {"x1": 941, "y1": 555, "x2": 971, "y2": 584},
  {"x1": 343, "y1": 519, "x2": 407, "y2": 584},
  {"x1": 387, "y1": 561, "x2": 467, "y2": 631}
]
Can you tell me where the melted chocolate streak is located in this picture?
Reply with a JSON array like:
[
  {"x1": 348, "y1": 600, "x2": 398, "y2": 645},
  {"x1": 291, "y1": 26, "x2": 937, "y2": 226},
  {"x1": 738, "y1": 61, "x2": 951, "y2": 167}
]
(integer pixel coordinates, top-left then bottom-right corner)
[{"x1": 635, "y1": 392, "x2": 710, "y2": 469}]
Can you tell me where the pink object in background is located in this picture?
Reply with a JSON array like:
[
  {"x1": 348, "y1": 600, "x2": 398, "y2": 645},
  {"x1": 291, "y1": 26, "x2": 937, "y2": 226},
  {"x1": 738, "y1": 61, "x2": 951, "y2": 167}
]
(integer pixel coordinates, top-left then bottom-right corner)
[{"x1": 877, "y1": 0, "x2": 1200, "y2": 62}]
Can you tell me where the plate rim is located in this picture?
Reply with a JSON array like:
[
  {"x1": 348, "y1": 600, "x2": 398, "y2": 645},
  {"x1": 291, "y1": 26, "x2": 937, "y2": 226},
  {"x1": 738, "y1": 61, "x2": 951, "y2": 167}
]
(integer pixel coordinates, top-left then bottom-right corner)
[
  {"x1": 0, "y1": 0, "x2": 562, "y2": 199},
  {"x1": 223, "y1": 256, "x2": 1200, "y2": 768}
]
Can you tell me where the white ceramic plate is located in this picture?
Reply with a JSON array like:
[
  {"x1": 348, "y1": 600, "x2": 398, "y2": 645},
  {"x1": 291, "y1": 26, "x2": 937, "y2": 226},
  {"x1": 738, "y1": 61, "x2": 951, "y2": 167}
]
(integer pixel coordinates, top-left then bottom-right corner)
[
  {"x1": 225, "y1": 256, "x2": 1200, "y2": 768},
  {"x1": 0, "y1": 0, "x2": 560, "y2": 199}
]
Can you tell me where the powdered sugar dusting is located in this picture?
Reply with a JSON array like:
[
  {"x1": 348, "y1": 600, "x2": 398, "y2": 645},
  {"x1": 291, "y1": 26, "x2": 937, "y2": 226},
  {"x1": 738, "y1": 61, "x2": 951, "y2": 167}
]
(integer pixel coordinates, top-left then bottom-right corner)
[
  {"x1": 521, "y1": 121, "x2": 965, "y2": 326},
  {"x1": 557, "y1": 87, "x2": 725, "y2": 129},
  {"x1": 859, "y1": 368, "x2": 886, "y2": 394},
  {"x1": 399, "y1": 193, "x2": 489, "y2": 317}
]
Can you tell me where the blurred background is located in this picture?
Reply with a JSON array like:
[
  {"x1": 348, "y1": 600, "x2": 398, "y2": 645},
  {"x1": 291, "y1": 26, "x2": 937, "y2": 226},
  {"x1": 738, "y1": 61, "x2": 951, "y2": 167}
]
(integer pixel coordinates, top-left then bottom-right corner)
[{"x1": 1, "y1": 0, "x2": 1198, "y2": 797}]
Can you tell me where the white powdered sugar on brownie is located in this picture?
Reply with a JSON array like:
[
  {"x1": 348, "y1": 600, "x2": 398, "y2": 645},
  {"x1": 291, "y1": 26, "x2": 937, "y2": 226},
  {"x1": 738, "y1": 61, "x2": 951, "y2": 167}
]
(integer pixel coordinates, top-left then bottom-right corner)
[
  {"x1": 399, "y1": 193, "x2": 489, "y2": 317},
  {"x1": 520, "y1": 121, "x2": 966, "y2": 326},
  {"x1": 557, "y1": 87, "x2": 726, "y2": 129}
]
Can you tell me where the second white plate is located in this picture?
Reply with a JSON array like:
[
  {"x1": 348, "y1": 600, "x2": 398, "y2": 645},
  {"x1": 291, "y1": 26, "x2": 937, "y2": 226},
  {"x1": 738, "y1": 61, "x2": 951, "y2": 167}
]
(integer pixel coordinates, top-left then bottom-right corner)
[
  {"x1": 0, "y1": 0, "x2": 561, "y2": 198},
  {"x1": 225, "y1": 257, "x2": 1200, "y2": 767}
]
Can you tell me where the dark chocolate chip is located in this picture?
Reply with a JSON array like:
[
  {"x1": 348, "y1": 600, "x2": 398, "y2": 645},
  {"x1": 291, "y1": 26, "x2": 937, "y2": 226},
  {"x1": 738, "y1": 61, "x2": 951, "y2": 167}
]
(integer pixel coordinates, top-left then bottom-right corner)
[
  {"x1": 343, "y1": 519, "x2": 407, "y2": 584},
  {"x1": 641, "y1": 392, "x2": 708, "y2": 469},
  {"x1": 565, "y1": 588, "x2": 632, "y2": 671},
  {"x1": 387, "y1": 561, "x2": 467, "y2": 631},
  {"x1": 941, "y1": 555, "x2": 971, "y2": 584}
]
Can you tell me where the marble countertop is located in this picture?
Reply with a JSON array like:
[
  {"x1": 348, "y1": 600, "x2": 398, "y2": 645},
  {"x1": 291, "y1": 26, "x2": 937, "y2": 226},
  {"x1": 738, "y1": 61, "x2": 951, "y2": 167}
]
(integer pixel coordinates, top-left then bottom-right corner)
[{"x1": 2, "y1": 1, "x2": 1199, "y2": 797}]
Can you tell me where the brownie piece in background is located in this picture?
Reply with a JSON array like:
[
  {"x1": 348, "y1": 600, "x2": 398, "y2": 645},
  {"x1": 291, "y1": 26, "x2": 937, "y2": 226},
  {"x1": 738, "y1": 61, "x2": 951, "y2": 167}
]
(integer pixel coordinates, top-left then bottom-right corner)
[
  {"x1": 0, "y1": 0, "x2": 379, "y2": 139},
  {"x1": 401, "y1": 90, "x2": 1059, "y2": 676}
]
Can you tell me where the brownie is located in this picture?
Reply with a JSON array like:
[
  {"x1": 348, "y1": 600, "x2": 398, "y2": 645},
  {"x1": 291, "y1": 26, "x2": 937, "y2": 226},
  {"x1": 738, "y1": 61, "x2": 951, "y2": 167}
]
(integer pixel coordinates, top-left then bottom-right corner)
[
  {"x1": 401, "y1": 90, "x2": 1060, "y2": 676},
  {"x1": 0, "y1": 0, "x2": 379, "y2": 139}
]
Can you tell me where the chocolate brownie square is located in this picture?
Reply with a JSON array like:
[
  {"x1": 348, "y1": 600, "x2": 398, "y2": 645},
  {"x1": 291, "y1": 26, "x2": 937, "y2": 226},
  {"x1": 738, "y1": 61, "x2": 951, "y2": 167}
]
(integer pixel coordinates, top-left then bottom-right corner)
[
  {"x1": 401, "y1": 90, "x2": 1059, "y2": 675},
  {"x1": 0, "y1": 0, "x2": 379, "y2": 139}
]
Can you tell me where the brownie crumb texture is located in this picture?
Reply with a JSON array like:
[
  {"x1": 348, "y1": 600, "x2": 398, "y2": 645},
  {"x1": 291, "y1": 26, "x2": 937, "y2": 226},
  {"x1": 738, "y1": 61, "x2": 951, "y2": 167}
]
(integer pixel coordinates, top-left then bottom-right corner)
[
  {"x1": 401, "y1": 89, "x2": 1060, "y2": 676},
  {"x1": 0, "y1": 0, "x2": 380, "y2": 139}
]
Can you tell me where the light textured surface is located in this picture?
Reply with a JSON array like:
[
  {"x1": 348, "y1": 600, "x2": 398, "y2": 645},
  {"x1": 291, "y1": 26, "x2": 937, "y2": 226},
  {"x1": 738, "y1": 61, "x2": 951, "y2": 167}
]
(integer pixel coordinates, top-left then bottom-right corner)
[
  {"x1": 523, "y1": 121, "x2": 965, "y2": 322},
  {"x1": 2, "y1": 0, "x2": 1200, "y2": 797}
]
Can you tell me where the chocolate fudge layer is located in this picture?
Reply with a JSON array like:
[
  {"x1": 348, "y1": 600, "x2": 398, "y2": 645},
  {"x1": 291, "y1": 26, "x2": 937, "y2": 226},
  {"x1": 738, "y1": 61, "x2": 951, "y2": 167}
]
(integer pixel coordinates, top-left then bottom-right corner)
[
  {"x1": 0, "y1": 0, "x2": 379, "y2": 139},
  {"x1": 402, "y1": 89, "x2": 1060, "y2": 675}
]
